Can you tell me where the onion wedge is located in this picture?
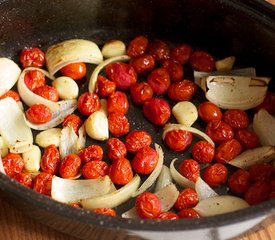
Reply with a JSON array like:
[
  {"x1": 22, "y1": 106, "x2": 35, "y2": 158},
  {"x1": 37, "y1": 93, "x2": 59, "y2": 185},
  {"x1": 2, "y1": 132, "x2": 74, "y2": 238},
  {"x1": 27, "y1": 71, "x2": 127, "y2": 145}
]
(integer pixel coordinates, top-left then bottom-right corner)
[
  {"x1": 51, "y1": 175, "x2": 112, "y2": 204},
  {"x1": 194, "y1": 195, "x2": 249, "y2": 217},
  {"x1": 195, "y1": 177, "x2": 218, "y2": 201},
  {"x1": 132, "y1": 144, "x2": 164, "y2": 197},
  {"x1": 88, "y1": 55, "x2": 130, "y2": 93},
  {"x1": 81, "y1": 174, "x2": 141, "y2": 210},
  {"x1": 45, "y1": 39, "x2": 103, "y2": 76},
  {"x1": 59, "y1": 125, "x2": 78, "y2": 159},
  {"x1": 154, "y1": 165, "x2": 173, "y2": 192},
  {"x1": 77, "y1": 124, "x2": 86, "y2": 150},
  {"x1": 228, "y1": 146, "x2": 275, "y2": 169},
  {"x1": 0, "y1": 98, "x2": 33, "y2": 153}
]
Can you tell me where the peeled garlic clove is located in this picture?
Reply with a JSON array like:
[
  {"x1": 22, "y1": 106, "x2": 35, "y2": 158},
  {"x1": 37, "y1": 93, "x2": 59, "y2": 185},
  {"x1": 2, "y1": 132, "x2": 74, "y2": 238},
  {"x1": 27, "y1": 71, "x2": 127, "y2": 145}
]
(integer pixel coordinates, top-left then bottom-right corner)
[
  {"x1": 215, "y1": 56, "x2": 235, "y2": 71},
  {"x1": 35, "y1": 128, "x2": 61, "y2": 148},
  {"x1": 22, "y1": 145, "x2": 41, "y2": 173},
  {"x1": 172, "y1": 101, "x2": 198, "y2": 127},
  {"x1": 101, "y1": 40, "x2": 126, "y2": 58},
  {"x1": 52, "y1": 76, "x2": 79, "y2": 100}
]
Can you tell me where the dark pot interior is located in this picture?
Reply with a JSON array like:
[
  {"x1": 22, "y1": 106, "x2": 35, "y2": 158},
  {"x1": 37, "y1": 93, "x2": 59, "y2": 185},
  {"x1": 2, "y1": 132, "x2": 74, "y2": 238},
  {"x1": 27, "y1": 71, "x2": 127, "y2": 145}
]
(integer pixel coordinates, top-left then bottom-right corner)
[{"x1": 0, "y1": 0, "x2": 275, "y2": 239}]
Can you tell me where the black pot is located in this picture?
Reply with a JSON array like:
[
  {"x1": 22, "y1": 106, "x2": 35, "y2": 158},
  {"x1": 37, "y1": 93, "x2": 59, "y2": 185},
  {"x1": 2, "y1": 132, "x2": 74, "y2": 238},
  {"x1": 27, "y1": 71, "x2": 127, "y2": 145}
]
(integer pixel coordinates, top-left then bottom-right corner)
[{"x1": 0, "y1": 0, "x2": 274, "y2": 239}]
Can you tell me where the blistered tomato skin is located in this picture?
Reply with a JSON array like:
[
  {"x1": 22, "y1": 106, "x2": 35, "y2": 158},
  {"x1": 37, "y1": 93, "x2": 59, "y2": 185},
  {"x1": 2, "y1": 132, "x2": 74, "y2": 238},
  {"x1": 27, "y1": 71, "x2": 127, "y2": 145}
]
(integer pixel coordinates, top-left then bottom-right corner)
[
  {"x1": 190, "y1": 50, "x2": 215, "y2": 72},
  {"x1": 108, "y1": 112, "x2": 130, "y2": 138},
  {"x1": 143, "y1": 98, "x2": 171, "y2": 126},
  {"x1": 82, "y1": 160, "x2": 109, "y2": 179},
  {"x1": 107, "y1": 91, "x2": 129, "y2": 114},
  {"x1": 126, "y1": 35, "x2": 149, "y2": 58},
  {"x1": 77, "y1": 92, "x2": 100, "y2": 116},
  {"x1": 33, "y1": 172, "x2": 53, "y2": 196},
  {"x1": 106, "y1": 138, "x2": 127, "y2": 161},
  {"x1": 162, "y1": 59, "x2": 184, "y2": 82},
  {"x1": 174, "y1": 188, "x2": 199, "y2": 211},
  {"x1": 228, "y1": 169, "x2": 251, "y2": 196},
  {"x1": 148, "y1": 40, "x2": 170, "y2": 62},
  {"x1": 130, "y1": 82, "x2": 153, "y2": 105},
  {"x1": 205, "y1": 121, "x2": 234, "y2": 144},
  {"x1": 125, "y1": 130, "x2": 152, "y2": 154},
  {"x1": 78, "y1": 145, "x2": 103, "y2": 164},
  {"x1": 234, "y1": 129, "x2": 260, "y2": 150},
  {"x1": 25, "y1": 104, "x2": 52, "y2": 124},
  {"x1": 24, "y1": 70, "x2": 46, "y2": 91},
  {"x1": 179, "y1": 159, "x2": 200, "y2": 183},
  {"x1": 245, "y1": 181, "x2": 272, "y2": 205},
  {"x1": 156, "y1": 211, "x2": 179, "y2": 220},
  {"x1": 254, "y1": 91, "x2": 275, "y2": 115},
  {"x1": 135, "y1": 192, "x2": 161, "y2": 219},
  {"x1": 203, "y1": 163, "x2": 228, "y2": 187},
  {"x1": 191, "y1": 140, "x2": 215, "y2": 164},
  {"x1": 130, "y1": 54, "x2": 155, "y2": 75},
  {"x1": 60, "y1": 62, "x2": 87, "y2": 80},
  {"x1": 20, "y1": 47, "x2": 45, "y2": 68},
  {"x1": 13, "y1": 173, "x2": 33, "y2": 188},
  {"x1": 33, "y1": 85, "x2": 59, "y2": 102},
  {"x1": 92, "y1": 208, "x2": 117, "y2": 217},
  {"x1": 170, "y1": 44, "x2": 193, "y2": 65},
  {"x1": 147, "y1": 68, "x2": 171, "y2": 95},
  {"x1": 223, "y1": 109, "x2": 249, "y2": 129},
  {"x1": 2, "y1": 153, "x2": 24, "y2": 177},
  {"x1": 168, "y1": 80, "x2": 198, "y2": 102},
  {"x1": 96, "y1": 75, "x2": 116, "y2": 98},
  {"x1": 0, "y1": 90, "x2": 20, "y2": 102},
  {"x1": 62, "y1": 114, "x2": 82, "y2": 133},
  {"x1": 198, "y1": 101, "x2": 223, "y2": 123},
  {"x1": 164, "y1": 129, "x2": 192, "y2": 152},
  {"x1": 249, "y1": 163, "x2": 274, "y2": 183},
  {"x1": 40, "y1": 144, "x2": 60, "y2": 174},
  {"x1": 59, "y1": 154, "x2": 81, "y2": 178},
  {"x1": 178, "y1": 208, "x2": 200, "y2": 219}
]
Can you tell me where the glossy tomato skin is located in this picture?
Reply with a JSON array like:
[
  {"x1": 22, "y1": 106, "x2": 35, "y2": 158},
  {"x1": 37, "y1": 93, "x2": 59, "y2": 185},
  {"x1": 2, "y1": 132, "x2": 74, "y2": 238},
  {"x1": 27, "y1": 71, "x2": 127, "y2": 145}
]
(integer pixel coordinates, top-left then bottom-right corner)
[
  {"x1": 2, "y1": 153, "x2": 24, "y2": 177},
  {"x1": 234, "y1": 129, "x2": 260, "y2": 150},
  {"x1": 147, "y1": 68, "x2": 171, "y2": 95},
  {"x1": 108, "y1": 112, "x2": 130, "y2": 138},
  {"x1": 130, "y1": 54, "x2": 155, "y2": 75},
  {"x1": 148, "y1": 40, "x2": 170, "y2": 62},
  {"x1": 179, "y1": 159, "x2": 200, "y2": 183},
  {"x1": 33, "y1": 85, "x2": 59, "y2": 102},
  {"x1": 33, "y1": 172, "x2": 53, "y2": 196},
  {"x1": 174, "y1": 188, "x2": 199, "y2": 211},
  {"x1": 106, "y1": 138, "x2": 127, "y2": 161},
  {"x1": 143, "y1": 98, "x2": 171, "y2": 126},
  {"x1": 24, "y1": 70, "x2": 46, "y2": 91},
  {"x1": 77, "y1": 92, "x2": 100, "y2": 116},
  {"x1": 214, "y1": 139, "x2": 242, "y2": 164},
  {"x1": 40, "y1": 144, "x2": 60, "y2": 174},
  {"x1": 92, "y1": 208, "x2": 117, "y2": 217},
  {"x1": 223, "y1": 109, "x2": 249, "y2": 129},
  {"x1": 125, "y1": 130, "x2": 152, "y2": 154},
  {"x1": 178, "y1": 208, "x2": 200, "y2": 219},
  {"x1": 0, "y1": 90, "x2": 20, "y2": 102},
  {"x1": 13, "y1": 173, "x2": 33, "y2": 188},
  {"x1": 78, "y1": 145, "x2": 103, "y2": 164},
  {"x1": 228, "y1": 169, "x2": 251, "y2": 196},
  {"x1": 60, "y1": 62, "x2": 87, "y2": 80},
  {"x1": 130, "y1": 82, "x2": 153, "y2": 105},
  {"x1": 198, "y1": 101, "x2": 222, "y2": 123},
  {"x1": 168, "y1": 80, "x2": 198, "y2": 102},
  {"x1": 162, "y1": 59, "x2": 184, "y2": 82},
  {"x1": 127, "y1": 35, "x2": 149, "y2": 58},
  {"x1": 62, "y1": 114, "x2": 82, "y2": 133},
  {"x1": 164, "y1": 129, "x2": 192, "y2": 152},
  {"x1": 254, "y1": 91, "x2": 275, "y2": 115},
  {"x1": 205, "y1": 121, "x2": 234, "y2": 144},
  {"x1": 108, "y1": 157, "x2": 133, "y2": 185},
  {"x1": 155, "y1": 211, "x2": 179, "y2": 220},
  {"x1": 25, "y1": 104, "x2": 52, "y2": 124},
  {"x1": 191, "y1": 140, "x2": 215, "y2": 164},
  {"x1": 135, "y1": 192, "x2": 161, "y2": 219},
  {"x1": 245, "y1": 181, "x2": 272, "y2": 205},
  {"x1": 249, "y1": 163, "x2": 274, "y2": 183},
  {"x1": 203, "y1": 163, "x2": 228, "y2": 187},
  {"x1": 20, "y1": 47, "x2": 45, "y2": 68},
  {"x1": 59, "y1": 154, "x2": 81, "y2": 178},
  {"x1": 107, "y1": 91, "x2": 129, "y2": 114},
  {"x1": 105, "y1": 62, "x2": 137, "y2": 90},
  {"x1": 82, "y1": 160, "x2": 109, "y2": 179},
  {"x1": 131, "y1": 146, "x2": 158, "y2": 175},
  {"x1": 96, "y1": 75, "x2": 116, "y2": 98},
  {"x1": 190, "y1": 50, "x2": 215, "y2": 72},
  {"x1": 170, "y1": 44, "x2": 193, "y2": 65}
]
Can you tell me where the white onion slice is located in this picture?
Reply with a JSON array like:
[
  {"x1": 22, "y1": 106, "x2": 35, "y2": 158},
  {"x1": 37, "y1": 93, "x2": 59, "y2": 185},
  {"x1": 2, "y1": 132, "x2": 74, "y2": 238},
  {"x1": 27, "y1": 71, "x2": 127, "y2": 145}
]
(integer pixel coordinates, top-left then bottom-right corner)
[
  {"x1": 195, "y1": 177, "x2": 218, "y2": 201},
  {"x1": 253, "y1": 109, "x2": 275, "y2": 146},
  {"x1": 154, "y1": 165, "x2": 173, "y2": 192},
  {"x1": 228, "y1": 146, "x2": 275, "y2": 170},
  {"x1": 162, "y1": 123, "x2": 215, "y2": 147},
  {"x1": 0, "y1": 58, "x2": 21, "y2": 96},
  {"x1": 0, "y1": 136, "x2": 9, "y2": 157},
  {"x1": 170, "y1": 158, "x2": 195, "y2": 189},
  {"x1": 77, "y1": 124, "x2": 86, "y2": 151},
  {"x1": 59, "y1": 125, "x2": 78, "y2": 159},
  {"x1": 51, "y1": 175, "x2": 112, "y2": 204},
  {"x1": 81, "y1": 174, "x2": 141, "y2": 210},
  {"x1": 88, "y1": 55, "x2": 130, "y2": 93},
  {"x1": 45, "y1": 39, "x2": 103, "y2": 76},
  {"x1": 0, "y1": 97, "x2": 33, "y2": 153},
  {"x1": 194, "y1": 195, "x2": 249, "y2": 217},
  {"x1": 132, "y1": 143, "x2": 164, "y2": 197}
]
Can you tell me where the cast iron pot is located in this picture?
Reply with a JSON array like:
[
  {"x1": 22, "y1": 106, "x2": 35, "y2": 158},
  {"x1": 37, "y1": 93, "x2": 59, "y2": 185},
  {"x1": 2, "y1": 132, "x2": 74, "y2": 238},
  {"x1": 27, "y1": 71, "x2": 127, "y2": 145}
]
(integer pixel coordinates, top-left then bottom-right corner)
[{"x1": 0, "y1": 0, "x2": 275, "y2": 240}]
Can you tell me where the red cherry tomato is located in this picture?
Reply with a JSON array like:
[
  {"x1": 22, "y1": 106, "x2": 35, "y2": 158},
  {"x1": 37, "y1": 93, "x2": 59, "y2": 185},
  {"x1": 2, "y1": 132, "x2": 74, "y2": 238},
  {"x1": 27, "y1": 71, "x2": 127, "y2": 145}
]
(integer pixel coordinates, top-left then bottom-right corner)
[
  {"x1": 164, "y1": 129, "x2": 192, "y2": 152},
  {"x1": 249, "y1": 163, "x2": 274, "y2": 183},
  {"x1": 205, "y1": 121, "x2": 234, "y2": 144},
  {"x1": 147, "y1": 68, "x2": 171, "y2": 95},
  {"x1": 0, "y1": 90, "x2": 20, "y2": 102},
  {"x1": 170, "y1": 44, "x2": 193, "y2": 65},
  {"x1": 198, "y1": 101, "x2": 222, "y2": 123},
  {"x1": 130, "y1": 54, "x2": 155, "y2": 75},
  {"x1": 178, "y1": 208, "x2": 200, "y2": 219},
  {"x1": 143, "y1": 98, "x2": 171, "y2": 126},
  {"x1": 190, "y1": 50, "x2": 215, "y2": 72},
  {"x1": 33, "y1": 172, "x2": 53, "y2": 196},
  {"x1": 214, "y1": 139, "x2": 242, "y2": 164},
  {"x1": 162, "y1": 59, "x2": 184, "y2": 82},
  {"x1": 156, "y1": 211, "x2": 179, "y2": 220},
  {"x1": 107, "y1": 91, "x2": 129, "y2": 114},
  {"x1": 245, "y1": 181, "x2": 272, "y2": 205},
  {"x1": 108, "y1": 157, "x2": 133, "y2": 185},
  {"x1": 254, "y1": 91, "x2": 275, "y2": 115},
  {"x1": 174, "y1": 188, "x2": 199, "y2": 211},
  {"x1": 228, "y1": 169, "x2": 251, "y2": 196},
  {"x1": 20, "y1": 47, "x2": 45, "y2": 68},
  {"x1": 168, "y1": 80, "x2": 198, "y2": 102},
  {"x1": 78, "y1": 145, "x2": 103, "y2": 164},
  {"x1": 203, "y1": 163, "x2": 228, "y2": 187},
  {"x1": 223, "y1": 109, "x2": 249, "y2": 129},
  {"x1": 125, "y1": 130, "x2": 152, "y2": 154},
  {"x1": 2, "y1": 153, "x2": 24, "y2": 177},
  {"x1": 77, "y1": 92, "x2": 100, "y2": 116},
  {"x1": 25, "y1": 104, "x2": 52, "y2": 124},
  {"x1": 69, "y1": 203, "x2": 82, "y2": 208},
  {"x1": 105, "y1": 62, "x2": 137, "y2": 90},
  {"x1": 191, "y1": 140, "x2": 215, "y2": 164},
  {"x1": 148, "y1": 39, "x2": 170, "y2": 62},
  {"x1": 135, "y1": 192, "x2": 161, "y2": 219},
  {"x1": 92, "y1": 208, "x2": 117, "y2": 217},
  {"x1": 40, "y1": 144, "x2": 60, "y2": 174},
  {"x1": 60, "y1": 62, "x2": 87, "y2": 80},
  {"x1": 59, "y1": 154, "x2": 81, "y2": 178},
  {"x1": 96, "y1": 75, "x2": 116, "y2": 98},
  {"x1": 179, "y1": 159, "x2": 200, "y2": 183},
  {"x1": 130, "y1": 82, "x2": 153, "y2": 105},
  {"x1": 62, "y1": 114, "x2": 82, "y2": 133},
  {"x1": 234, "y1": 129, "x2": 260, "y2": 150},
  {"x1": 24, "y1": 70, "x2": 46, "y2": 91},
  {"x1": 13, "y1": 173, "x2": 33, "y2": 188},
  {"x1": 127, "y1": 35, "x2": 149, "y2": 58},
  {"x1": 131, "y1": 146, "x2": 158, "y2": 175},
  {"x1": 108, "y1": 112, "x2": 130, "y2": 138},
  {"x1": 82, "y1": 160, "x2": 109, "y2": 179},
  {"x1": 106, "y1": 138, "x2": 127, "y2": 161},
  {"x1": 33, "y1": 85, "x2": 59, "y2": 102}
]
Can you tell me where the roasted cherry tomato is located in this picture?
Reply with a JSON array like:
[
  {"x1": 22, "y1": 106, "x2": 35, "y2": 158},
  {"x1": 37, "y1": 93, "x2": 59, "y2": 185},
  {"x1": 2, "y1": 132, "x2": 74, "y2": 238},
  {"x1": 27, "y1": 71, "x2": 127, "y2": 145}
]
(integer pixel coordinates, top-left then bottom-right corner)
[
  {"x1": 130, "y1": 54, "x2": 155, "y2": 75},
  {"x1": 40, "y1": 144, "x2": 60, "y2": 174},
  {"x1": 25, "y1": 104, "x2": 52, "y2": 124},
  {"x1": 96, "y1": 75, "x2": 116, "y2": 98},
  {"x1": 249, "y1": 163, "x2": 274, "y2": 183},
  {"x1": 131, "y1": 146, "x2": 158, "y2": 175},
  {"x1": 78, "y1": 145, "x2": 103, "y2": 164},
  {"x1": 223, "y1": 109, "x2": 249, "y2": 129},
  {"x1": 254, "y1": 91, "x2": 275, "y2": 115},
  {"x1": 2, "y1": 153, "x2": 24, "y2": 177},
  {"x1": 33, "y1": 85, "x2": 59, "y2": 102},
  {"x1": 179, "y1": 159, "x2": 200, "y2": 183},
  {"x1": 155, "y1": 211, "x2": 179, "y2": 220},
  {"x1": 108, "y1": 112, "x2": 130, "y2": 138},
  {"x1": 234, "y1": 129, "x2": 260, "y2": 150},
  {"x1": 174, "y1": 188, "x2": 199, "y2": 211},
  {"x1": 62, "y1": 114, "x2": 82, "y2": 133},
  {"x1": 168, "y1": 80, "x2": 198, "y2": 102},
  {"x1": 59, "y1": 154, "x2": 81, "y2": 178},
  {"x1": 33, "y1": 172, "x2": 53, "y2": 196},
  {"x1": 69, "y1": 203, "x2": 81, "y2": 208},
  {"x1": 214, "y1": 139, "x2": 242, "y2": 164},
  {"x1": 106, "y1": 138, "x2": 127, "y2": 161},
  {"x1": 60, "y1": 62, "x2": 87, "y2": 80},
  {"x1": 143, "y1": 97, "x2": 171, "y2": 126},
  {"x1": 177, "y1": 208, "x2": 200, "y2": 219},
  {"x1": 164, "y1": 129, "x2": 192, "y2": 152},
  {"x1": 107, "y1": 91, "x2": 129, "y2": 114},
  {"x1": 125, "y1": 130, "x2": 152, "y2": 154},
  {"x1": 0, "y1": 90, "x2": 20, "y2": 102},
  {"x1": 20, "y1": 47, "x2": 45, "y2": 68},
  {"x1": 148, "y1": 39, "x2": 170, "y2": 62},
  {"x1": 147, "y1": 68, "x2": 171, "y2": 95},
  {"x1": 82, "y1": 160, "x2": 109, "y2": 179},
  {"x1": 170, "y1": 43, "x2": 193, "y2": 65},
  {"x1": 205, "y1": 121, "x2": 234, "y2": 144},
  {"x1": 24, "y1": 70, "x2": 46, "y2": 91},
  {"x1": 130, "y1": 82, "x2": 153, "y2": 105},
  {"x1": 228, "y1": 169, "x2": 251, "y2": 196},
  {"x1": 13, "y1": 173, "x2": 33, "y2": 188},
  {"x1": 198, "y1": 101, "x2": 222, "y2": 123},
  {"x1": 92, "y1": 208, "x2": 117, "y2": 217},
  {"x1": 203, "y1": 163, "x2": 228, "y2": 187},
  {"x1": 190, "y1": 50, "x2": 215, "y2": 72},
  {"x1": 245, "y1": 181, "x2": 272, "y2": 205},
  {"x1": 105, "y1": 62, "x2": 137, "y2": 90},
  {"x1": 77, "y1": 92, "x2": 100, "y2": 116},
  {"x1": 135, "y1": 192, "x2": 161, "y2": 219},
  {"x1": 191, "y1": 140, "x2": 215, "y2": 164},
  {"x1": 108, "y1": 157, "x2": 133, "y2": 185},
  {"x1": 127, "y1": 35, "x2": 149, "y2": 58},
  {"x1": 162, "y1": 59, "x2": 184, "y2": 82}
]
